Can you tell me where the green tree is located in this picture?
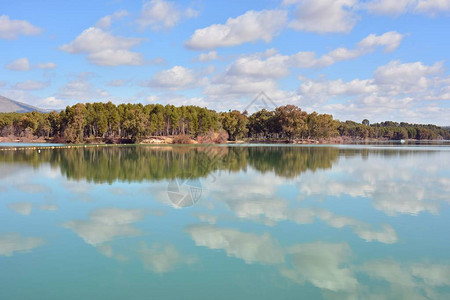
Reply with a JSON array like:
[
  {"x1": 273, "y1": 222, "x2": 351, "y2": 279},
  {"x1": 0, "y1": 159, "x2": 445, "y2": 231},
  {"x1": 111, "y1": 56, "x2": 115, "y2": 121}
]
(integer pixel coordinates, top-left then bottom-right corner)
[{"x1": 274, "y1": 105, "x2": 307, "y2": 140}]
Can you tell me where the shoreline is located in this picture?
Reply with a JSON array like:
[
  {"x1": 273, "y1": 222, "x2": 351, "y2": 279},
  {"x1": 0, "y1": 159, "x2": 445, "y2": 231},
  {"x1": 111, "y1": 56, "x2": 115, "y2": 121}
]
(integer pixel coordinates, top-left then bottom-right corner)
[{"x1": 1, "y1": 137, "x2": 449, "y2": 152}]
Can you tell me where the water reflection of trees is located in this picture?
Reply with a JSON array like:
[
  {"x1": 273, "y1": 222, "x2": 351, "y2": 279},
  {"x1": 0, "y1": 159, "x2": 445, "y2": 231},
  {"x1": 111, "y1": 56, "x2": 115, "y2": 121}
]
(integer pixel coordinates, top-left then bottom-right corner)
[{"x1": 0, "y1": 146, "x2": 439, "y2": 183}]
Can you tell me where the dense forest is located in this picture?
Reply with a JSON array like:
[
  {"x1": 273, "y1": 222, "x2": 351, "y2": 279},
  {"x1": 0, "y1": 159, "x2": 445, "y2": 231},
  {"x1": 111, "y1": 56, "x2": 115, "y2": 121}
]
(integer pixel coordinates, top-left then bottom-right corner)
[{"x1": 0, "y1": 102, "x2": 449, "y2": 143}]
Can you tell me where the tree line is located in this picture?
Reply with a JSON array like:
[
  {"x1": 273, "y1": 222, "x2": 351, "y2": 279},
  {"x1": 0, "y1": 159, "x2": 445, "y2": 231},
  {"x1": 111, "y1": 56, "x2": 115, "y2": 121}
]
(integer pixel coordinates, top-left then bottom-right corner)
[{"x1": 0, "y1": 102, "x2": 449, "y2": 143}]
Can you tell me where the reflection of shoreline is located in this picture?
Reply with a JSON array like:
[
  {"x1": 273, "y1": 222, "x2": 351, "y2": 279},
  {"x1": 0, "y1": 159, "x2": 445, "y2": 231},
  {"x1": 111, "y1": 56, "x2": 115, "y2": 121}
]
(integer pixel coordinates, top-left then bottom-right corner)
[{"x1": 0, "y1": 145, "x2": 441, "y2": 183}]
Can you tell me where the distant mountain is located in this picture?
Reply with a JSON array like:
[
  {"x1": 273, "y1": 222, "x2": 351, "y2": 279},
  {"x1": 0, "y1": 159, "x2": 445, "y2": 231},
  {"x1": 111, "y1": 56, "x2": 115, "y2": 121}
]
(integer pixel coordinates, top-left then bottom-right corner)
[{"x1": 0, "y1": 95, "x2": 49, "y2": 113}]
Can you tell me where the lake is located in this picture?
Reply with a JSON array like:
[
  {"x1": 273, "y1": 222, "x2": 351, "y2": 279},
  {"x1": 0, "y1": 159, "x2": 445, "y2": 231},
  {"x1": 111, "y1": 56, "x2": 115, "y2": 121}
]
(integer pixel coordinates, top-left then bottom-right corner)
[{"x1": 1, "y1": 145, "x2": 449, "y2": 299}]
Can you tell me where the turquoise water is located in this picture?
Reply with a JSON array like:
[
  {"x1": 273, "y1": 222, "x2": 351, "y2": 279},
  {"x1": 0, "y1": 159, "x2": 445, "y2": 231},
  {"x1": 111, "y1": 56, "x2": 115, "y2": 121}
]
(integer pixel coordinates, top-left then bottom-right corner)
[{"x1": 0, "y1": 145, "x2": 449, "y2": 299}]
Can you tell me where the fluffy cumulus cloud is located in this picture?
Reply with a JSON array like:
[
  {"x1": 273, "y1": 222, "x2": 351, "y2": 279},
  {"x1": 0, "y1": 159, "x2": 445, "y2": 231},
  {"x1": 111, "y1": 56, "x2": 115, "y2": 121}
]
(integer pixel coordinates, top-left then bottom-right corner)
[
  {"x1": 63, "y1": 207, "x2": 146, "y2": 246},
  {"x1": 182, "y1": 217, "x2": 450, "y2": 298},
  {"x1": 297, "y1": 152, "x2": 450, "y2": 216},
  {"x1": 223, "y1": 31, "x2": 403, "y2": 77},
  {"x1": 7, "y1": 202, "x2": 33, "y2": 216},
  {"x1": 107, "y1": 79, "x2": 128, "y2": 87},
  {"x1": 5, "y1": 58, "x2": 31, "y2": 71},
  {"x1": 297, "y1": 59, "x2": 449, "y2": 124},
  {"x1": 5, "y1": 58, "x2": 57, "y2": 71},
  {"x1": 35, "y1": 62, "x2": 57, "y2": 69},
  {"x1": 363, "y1": 0, "x2": 417, "y2": 15},
  {"x1": 364, "y1": 0, "x2": 450, "y2": 16},
  {"x1": 40, "y1": 97, "x2": 64, "y2": 109},
  {"x1": 373, "y1": 60, "x2": 444, "y2": 93},
  {"x1": 226, "y1": 53, "x2": 290, "y2": 79},
  {"x1": 13, "y1": 80, "x2": 49, "y2": 90},
  {"x1": 193, "y1": 51, "x2": 220, "y2": 62},
  {"x1": 143, "y1": 66, "x2": 204, "y2": 90},
  {"x1": 200, "y1": 171, "x2": 397, "y2": 243},
  {"x1": 284, "y1": 0, "x2": 358, "y2": 33},
  {"x1": 138, "y1": 0, "x2": 199, "y2": 30},
  {"x1": 281, "y1": 242, "x2": 358, "y2": 292},
  {"x1": 139, "y1": 243, "x2": 197, "y2": 273},
  {"x1": 185, "y1": 224, "x2": 285, "y2": 264},
  {"x1": 358, "y1": 260, "x2": 450, "y2": 298},
  {"x1": 200, "y1": 51, "x2": 295, "y2": 110},
  {"x1": 199, "y1": 31, "x2": 402, "y2": 111},
  {"x1": 54, "y1": 73, "x2": 109, "y2": 101},
  {"x1": 96, "y1": 10, "x2": 129, "y2": 29},
  {"x1": 60, "y1": 27, "x2": 145, "y2": 66},
  {"x1": 185, "y1": 10, "x2": 287, "y2": 50},
  {"x1": 0, "y1": 15, "x2": 42, "y2": 39},
  {"x1": 0, "y1": 233, "x2": 44, "y2": 256},
  {"x1": 415, "y1": 0, "x2": 450, "y2": 15},
  {"x1": 291, "y1": 31, "x2": 404, "y2": 68}
]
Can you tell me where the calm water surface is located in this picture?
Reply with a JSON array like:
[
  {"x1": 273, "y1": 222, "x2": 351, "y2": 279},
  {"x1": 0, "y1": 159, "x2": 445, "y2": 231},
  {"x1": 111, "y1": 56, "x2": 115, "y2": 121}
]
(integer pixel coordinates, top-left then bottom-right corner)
[{"x1": 0, "y1": 145, "x2": 449, "y2": 299}]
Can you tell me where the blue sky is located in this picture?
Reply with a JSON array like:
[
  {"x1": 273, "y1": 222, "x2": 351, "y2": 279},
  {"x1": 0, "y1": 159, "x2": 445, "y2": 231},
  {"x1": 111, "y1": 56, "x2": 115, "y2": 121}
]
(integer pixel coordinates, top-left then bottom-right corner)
[{"x1": 1, "y1": 0, "x2": 449, "y2": 124}]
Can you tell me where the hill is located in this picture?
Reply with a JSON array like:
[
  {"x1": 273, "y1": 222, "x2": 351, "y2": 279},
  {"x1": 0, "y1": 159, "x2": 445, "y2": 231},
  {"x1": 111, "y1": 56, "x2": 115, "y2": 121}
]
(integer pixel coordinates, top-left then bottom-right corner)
[{"x1": 0, "y1": 95, "x2": 47, "y2": 113}]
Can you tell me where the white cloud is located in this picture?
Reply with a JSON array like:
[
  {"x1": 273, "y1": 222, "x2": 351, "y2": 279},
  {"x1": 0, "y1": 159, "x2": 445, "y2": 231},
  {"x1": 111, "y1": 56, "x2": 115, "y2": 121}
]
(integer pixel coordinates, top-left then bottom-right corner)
[
  {"x1": 371, "y1": 182, "x2": 440, "y2": 216},
  {"x1": 227, "y1": 54, "x2": 290, "y2": 79},
  {"x1": 297, "y1": 59, "x2": 450, "y2": 123},
  {"x1": 198, "y1": 165, "x2": 395, "y2": 244},
  {"x1": 294, "y1": 31, "x2": 404, "y2": 68},
  {"x1": 357, "y1": 31, "x2": 404, "y2": 52},
  {"x1": 139, "y1": 243, "x2": 197, "y2": 273},
  {"x1": 200, "y1": 31, "x2": 402, "y2": 111},
  {"x1": 358, "y1": 259, "x2": 450, "y2": 297},
  {"x1": 40, "y1": 96, "x2": 64, "y2": 109},
  {"x1": 373, "y1": 60, "x2": 443, "y2": 94},
  {"x1": 14, "y1": 183, "x2": 51, "y2": 193},
  {"x1": 359, "y1": 260, "x2": 419, "y2": 298},
  {"x1": 138, "y1": 0, "x2": 198, "y2": 30},
  {"x1": 60, "y1": 27, "x2": 145, "y2": 66},
  {"x1": 411, "y1": 263, "x2": 450, "y2": 286},
  {"x1": 5, "y1": 58, "x2": 57, "y2": 71},
  {"x1": 7, "y1": 202, "x2": 33, "y2": 216},
  {"x1": 363, "y1": 0, "x2": 416, "y2": 15},
  {"x1": 107, "y1": 79, "x2": 128, "y2": 87},
  {"x1": 35, "y1": 62, "x2": 57, "y2": 69},
  {"x1": 185, "y1": 224, "x2": 285, "y2": 264},
  {"x1": 0, "y1": 233, "x2": 44, "y2": 256},
  {"x1": 5, "y1": 57, "x2": 31, "y2": 71},
  {"x1": 62, "y1": 207, "x2": 146, "y2": 246},
  {"x1": 143, "y1": 66, "x2": 203, "y2": 90},
  {"x1": 218, "y1": 31, "x2": 403, "y2": 84},
  {"x1": 201, "y1": 72, "x2": 296, "y2": 112},
  {"x1": 357, "y1": 259, "x2": 450, "y2": 298},
  {"x1": 281, "y1": 242, "x2": 358, "y2": 292},
  {"x1": 185, "y1": 10, "x2": 287, "y2": 50},
  {"x1": 56, "y1": 73, "x2": 109, "y2": 101},
  {"x1": 314, "y1": 209, "x2": 398, "y2": 243},
  {"x1": 193, "y1": 51, "x2": 220, "y2": 62},
  {"x1": 297, "y1": 154, "x2": 450, "y2": 216},
  {"x1": 415, "y1": 0, "x2": 450, "y2": 15},
  {"x1": 298, "y1": 78, "x2": 378, "y2": 104},
  {"x1": 96, "y1": 10, "x2": 129, "y2": 29},
  {"x1": 284, "y1": 0, "x2": 358, "y2": 33},
  {"x1": 39, "y1": 204, "x2": 59, "y2": 211},
  {"x1": 364, "y1": 0, "x2": 450, "y2": 16},
  {"x1": 0, "y1": 15, "x2": 42, "y2": 39},
  {"x1": 14, "y1": 80, "x2": 49, "y2": 90},
  {"x1": 192, "y1": 213, "x2": 218, "y2": 224},
  {"x1": 96, "y1": 244, "x2": 128, "y2": 261}
]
